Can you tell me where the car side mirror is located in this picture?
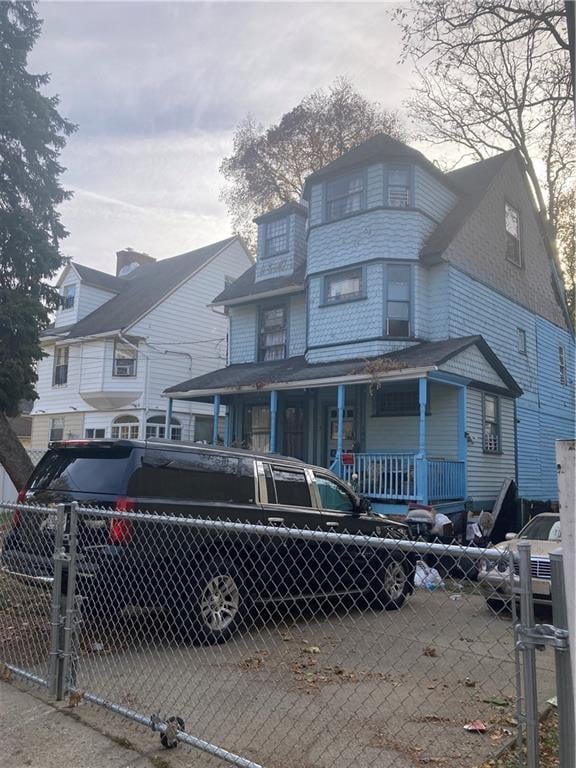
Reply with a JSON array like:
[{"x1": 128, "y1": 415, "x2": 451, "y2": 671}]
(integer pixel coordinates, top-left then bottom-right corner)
[{"x1": 505, "y1": 532, "x2": 516, "y2": 541}]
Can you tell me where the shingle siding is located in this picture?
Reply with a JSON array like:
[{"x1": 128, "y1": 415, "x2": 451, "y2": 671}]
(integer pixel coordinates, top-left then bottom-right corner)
[
  {"x1": 443, "y1": 346, "x2": 507, "y2": 388},
  {"x1": 414, "y1": 166, "x2": 457, "y2": 222},
  {"x1": 228, "y1": 306, "x2": 257, "y2": 364},
  {"x1": 289, "y1": 294, "x2": 306, "y2": 356}
]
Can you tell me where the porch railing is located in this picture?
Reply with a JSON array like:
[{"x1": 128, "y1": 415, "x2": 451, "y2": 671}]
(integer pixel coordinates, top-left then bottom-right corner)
[
  {"x1": 426, "y1": 458, "x2": 465, "y2": 502},
  {"x1": 337, "y1": 453, "x2": 465, "y2": 503},
  {"x1": 341, "y1": 453, "x2": 417, "y2": 500}
]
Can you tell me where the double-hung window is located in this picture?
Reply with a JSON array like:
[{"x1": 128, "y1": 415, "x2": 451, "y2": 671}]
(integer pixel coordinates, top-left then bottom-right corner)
[
  {"x1": 52, "y1": 346, "x2": 69, "y2": 386},
  {"x1": 505, "y1": 203, "x2": 522, "y2": 266},
  {"x1": 265, "y1": 219, "x2": 288, "y2": 257},
  {"x1": 85, "y1": 428, "x2": 106, "y2": 439},
  {"x1": 62, "y1": 285, "x2": 76, "y2": 310},
  {"x1": 387, "y1": 167, "x2": 411, "y2": 207},
  {"x1": 113, "y1": 340, "x2": 137, "y2": 377},
  {"x1": 49, "y1": 418, "x2": 64, "y2": 442},
  {"x1": 259, "y1": 305, "x2": 287, "y2": 361},
  {"x1": 324, "y1": 268, "x2": 363, "y2": 304},
  {"x1": 326, "y1": 174, "x2": 364, "y2": 221},
  {"x1": 559, "y1": 345, "x2": 568, "y2": 386},
  {"x1": 483, "y1": 394, "x2": 500, "y2": 453},
  {"x1": 517, "y1": 328, "x2": 527, "y2": 355},
  {"x1": 386, "y1": 264, "x2": 411, "y2": 337}
]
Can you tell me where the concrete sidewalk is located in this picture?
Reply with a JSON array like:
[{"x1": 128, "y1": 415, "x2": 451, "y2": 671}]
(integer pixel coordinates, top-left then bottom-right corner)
[{"x1": 0, "y1": 680, "x2": 198, "y2": 768}]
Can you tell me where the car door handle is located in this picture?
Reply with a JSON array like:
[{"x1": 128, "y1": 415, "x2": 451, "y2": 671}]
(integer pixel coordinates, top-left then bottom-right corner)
[
  {"x1": 267, "y1": 517, "x2": 285, "y2": 525},
  {"x1": 325, "y1": 521, "x2": 339, "y2": 529}
]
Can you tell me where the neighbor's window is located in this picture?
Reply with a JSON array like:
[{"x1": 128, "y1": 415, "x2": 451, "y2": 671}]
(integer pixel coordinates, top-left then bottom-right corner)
[
  {"x1": 49, "y1": 418, "x2": 64, "y2": 442},
  {"x1": 324, "y1": 268, "x2": 363, "y2": 304},
  {"x1": 85, "y1": 428, "x2": 106, "y2": 439},
  {"x1": 517, "y1": 328, "x2": 527, "y2": 355},
  {"x1": 113, "y1": 340, "x2": 137, "y2": 377},
  {"x1": 52, "y1": 346, "x2": 69, "y2": 386},
  {"x1": 265, "y1": 219, "x2": 288, "y2": 257},
  {"x1": 62, "y1": 284, "x2": 76, "y2": 310},
  {"x1": 386, "y1": 264, "x2": 411, "y2": 337},
  {"x1": 259, "y1": 305, "x2": 287, "y2": 361},
  {"x1": 271, "y1": 467, "x2": 312, "y2": 507},
  {"x1": 387, "y1": 166, "x2": 411, "y2": 208},
  {"x1": 505, "y1": 203, "x2": 522, "y2": 266},
  {"x1": 243, "y1": 405, "x2": 270, "y2": 452},
  {"x1": 559, "y1": 345, "x2": 568, "y2": 386},
  {"x1": 111, "y1": 415, "x2": 139, "y2": 440},
  {"x1": 483, "y1": 394, "x2": 500, "y2": 453},
  {"x1": 145, "y1": 415, "x2": 182, "y2": 441},
  {"x1": 326, "y1": 174, "x2": 364, "y2": 221}
]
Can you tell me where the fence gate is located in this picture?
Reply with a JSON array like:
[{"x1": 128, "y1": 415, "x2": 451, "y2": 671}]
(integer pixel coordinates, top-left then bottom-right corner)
[{"x1": 1, "y1": 499, "x2": 572, "y2": 768}]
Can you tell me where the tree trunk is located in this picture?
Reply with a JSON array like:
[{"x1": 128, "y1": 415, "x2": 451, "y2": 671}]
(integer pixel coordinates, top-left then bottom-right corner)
[{"x1": 0, "y1": 412, "x2": 34, "y2": 492}]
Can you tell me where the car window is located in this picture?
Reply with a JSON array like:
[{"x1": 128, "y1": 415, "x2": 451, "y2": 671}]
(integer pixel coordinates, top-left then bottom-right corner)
[
  {"x1": 132, "y1": 451, "x2": 256, "y2": 504},
  {"x1": 28, "y1": 446, "x2": 135, "y2": 495},
  {"x1": 271, "y1": 467, "x2": 312, "y2": 507},
  {"x1": 314, "y1": 474, "x2": 355, "y2": 513},
  {"x1": 519, "y1": 516, "x2": 561, "y2": 541}
]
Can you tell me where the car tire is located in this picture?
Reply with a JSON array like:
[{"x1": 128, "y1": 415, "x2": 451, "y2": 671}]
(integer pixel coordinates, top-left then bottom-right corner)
[
  {"x1": 486, "y1": 596, "x2": 511, "y2": 613},
  {"x1": 167, "y1": 562, "x2": 251, "y2": 645},
  {"x1": 366, "y1": 554, "x2": 410, "y2": 611}
]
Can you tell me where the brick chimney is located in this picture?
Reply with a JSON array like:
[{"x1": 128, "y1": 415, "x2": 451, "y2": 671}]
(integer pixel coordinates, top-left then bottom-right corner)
[{"x1": 116, "y1": 248, "x2": 156, "y2": 277}]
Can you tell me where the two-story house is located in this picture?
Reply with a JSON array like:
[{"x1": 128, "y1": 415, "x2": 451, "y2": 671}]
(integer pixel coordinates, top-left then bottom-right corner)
[
  {"x1": 30, "y1": 237, "x2": 252, "y2": 449},
  {"x1": 164, "y1": 134, "x2": 574, "y2": 518}
]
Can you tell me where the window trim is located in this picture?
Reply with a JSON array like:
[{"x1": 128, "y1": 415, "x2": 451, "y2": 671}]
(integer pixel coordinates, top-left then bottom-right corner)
[
  {"x1": 113, "y1": 339, "x2": 137, "y2": 378},
  {"x1": 517, "y1": 328, "x2": 527, "y2": 355},
  {"x1": 385, "y1": 263, "x2": 412, "y2": 339},
  {"x1": 264, "y1": 217, "x2": 289, "y2": 258},
  {"x1": 111, "y1": 416, "x2": 140, "y2": 440},
  {"x1": 482, "y1": 393, "x2": 502, "y2": 454},
  {"x1": 52, "y1": 345, "x2": 69, "y2": 387},
  {"x1": 324, "y1": 171, "x2": 366, "y2": 223},
  {"x1": 258, "y1": 302, "x2": 288, "y2": 362},
  {"x1": 385, "y1": 164, "x2": 413, "y2": 209},
  {"x1": 61, "y1": 284, "x2": 76, "y2": 310},
  {"x1": 559, "y1": 345, "x2": 568, "y2": 386},
  {"x1": 322, "y1": 266, "x2": 366, "y2": 306},
  {"x1": 505, "y1": 201, "x2": 523, "y2": 267}
]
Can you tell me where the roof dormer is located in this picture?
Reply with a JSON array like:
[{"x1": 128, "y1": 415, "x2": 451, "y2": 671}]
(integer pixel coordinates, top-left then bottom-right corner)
[{"x1": 254, "y1": 202, "x2": 307, "y2": 283}]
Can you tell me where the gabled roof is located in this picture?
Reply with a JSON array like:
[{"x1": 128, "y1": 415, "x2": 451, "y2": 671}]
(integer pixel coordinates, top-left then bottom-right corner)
[
  {"x1": 71, "y1": 263, "x2": 126, "y2": 293},
  {"x1": 213, "y1": 261, "x2": 306, "y2": 306},
  {"x1": 303, "y1": 132, "x2": 453, "y2": 193},
  {"x1": 166, "y1": 335, "x2": 522, "y2": 398},
  {"x1": 47, "y1": 236, "x2": 238, "y2": 340},
  {"x1": 421, "y1": 151, "x2": 515, "y2": 261}
]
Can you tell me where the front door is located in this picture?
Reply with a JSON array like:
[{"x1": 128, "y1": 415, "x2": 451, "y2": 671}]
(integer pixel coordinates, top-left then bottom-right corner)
[
  {"x1": 283, "y1": 402, "x2": 306, "y2": 460},
  {"x1": 326, "y1": 406, "x2": 356, "y2": 465}
]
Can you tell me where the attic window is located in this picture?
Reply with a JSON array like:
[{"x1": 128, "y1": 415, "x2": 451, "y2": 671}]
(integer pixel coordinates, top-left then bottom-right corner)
[
  {"x1": 265, "y1": 219, "x2": 288, "y2": 257},
  {"x1": 505, "y1": 203, "x2": 522, "y2": 266},
  {"x1": 387, "y1": 167, "x2": 411, "y2": 208},
  {"x1": 62, "y1": 285, "x2": 76, "y2": 310}
]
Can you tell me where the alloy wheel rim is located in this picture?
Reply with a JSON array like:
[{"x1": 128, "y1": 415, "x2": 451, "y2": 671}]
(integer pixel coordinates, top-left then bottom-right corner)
[
  {"x1": 200, "y1": 575, "x2": 240, "y2": 631},
  {"x1": 384, "y1": 563, "x2": 405, "y2": 600}
]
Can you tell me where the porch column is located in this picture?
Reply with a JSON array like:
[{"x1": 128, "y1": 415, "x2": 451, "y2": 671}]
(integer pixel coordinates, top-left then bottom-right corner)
[
  {"x1": 418, "y1": 378, "x2": 429, "y2": 504},
  {"x1": 458, "y1": 385, "x2": 467, "y2": 498},
  {"x1": 164, "y1": 398, "x2": 173, "y2": 439},
  {"x1": 269, "y1": 390, "x2": 278, "y2": 453},
  {"x1": 336, "y1": 384, "x2": 345, "y2": 459},
  {"x1": 223, "y1": 406, "x2": 230, "y2": 448},
  {"x1": 212, "y1": 394, "x2": 221, "y2": 445}
]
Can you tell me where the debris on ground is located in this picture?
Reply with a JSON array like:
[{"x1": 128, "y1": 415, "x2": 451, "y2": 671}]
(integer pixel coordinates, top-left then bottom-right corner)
[{"x1": 464, "y1": 720, "x2": 487, "y2": 733}]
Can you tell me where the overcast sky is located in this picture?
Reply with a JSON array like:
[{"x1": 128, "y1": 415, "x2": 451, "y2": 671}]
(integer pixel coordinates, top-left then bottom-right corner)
[{"x1": 32, "y1": 1, "x2": 423, "y2": 272}]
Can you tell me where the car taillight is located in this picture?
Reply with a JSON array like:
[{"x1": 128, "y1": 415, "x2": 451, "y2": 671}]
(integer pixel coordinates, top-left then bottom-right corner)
[{"x1": 109, "y1": 497, "x2": 135, "y2": 544}]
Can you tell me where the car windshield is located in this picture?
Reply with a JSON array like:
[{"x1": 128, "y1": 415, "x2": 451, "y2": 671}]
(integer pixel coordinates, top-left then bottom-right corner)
[{"x1": 519, "y1": 516, "x2": 561, "y2": 541}]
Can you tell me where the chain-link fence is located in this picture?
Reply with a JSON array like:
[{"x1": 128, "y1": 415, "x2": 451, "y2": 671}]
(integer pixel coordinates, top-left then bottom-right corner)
[{"x1": 0, "y1": 501, "x2": 570, "y2": 768}]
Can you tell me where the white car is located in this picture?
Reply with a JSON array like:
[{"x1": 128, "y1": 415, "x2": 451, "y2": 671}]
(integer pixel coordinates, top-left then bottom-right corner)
[{"x1": 479, "y1": 513, "x2": 561, "y2": 609}]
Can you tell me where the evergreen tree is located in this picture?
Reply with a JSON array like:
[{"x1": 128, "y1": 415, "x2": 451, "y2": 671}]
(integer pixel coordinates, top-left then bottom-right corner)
[{"x1": 0, "y1": 2, "x2": 75, "y2": 489}]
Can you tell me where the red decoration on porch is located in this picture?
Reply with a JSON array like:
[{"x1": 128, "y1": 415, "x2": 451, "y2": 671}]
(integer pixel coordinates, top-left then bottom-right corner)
[{"x1": 342, "y1": 453, "x2": 355, "y2": 466}]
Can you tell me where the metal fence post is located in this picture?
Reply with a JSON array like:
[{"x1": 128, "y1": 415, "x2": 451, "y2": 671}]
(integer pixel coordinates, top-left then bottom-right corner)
[
  {"x1": 517, "y1": 541, "x2": 539, "y2": 768},
  {"x1": 60, "y1": 502, "x2": 79, "y2": 699},
  {"x1": 550, "y1": 551, "x2": 574, "y2": 768},
  {"x1": 47, "y1": 504, "x2": 66, "y2": 699}
]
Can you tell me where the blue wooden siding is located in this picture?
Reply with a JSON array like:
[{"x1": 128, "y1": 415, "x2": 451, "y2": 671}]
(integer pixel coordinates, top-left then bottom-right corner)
[
  {"x1": 288, "y1": 294, "x2": 306, "y2": 356},
  {"x1": 446, "y1": 265, "x2": 574, "y2": 500},
  {"x1": 307, "y1": 209, "x2": 436, "y2": 275},
  {"x1": 413, "y1": 166, "x2": 457, "y2": 221},
  {"x1": 228, "y1": 305, "x2": 257, "y2": 364}
]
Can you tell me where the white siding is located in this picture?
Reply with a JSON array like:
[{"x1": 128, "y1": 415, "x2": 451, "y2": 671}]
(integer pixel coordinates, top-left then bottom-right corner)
[
  {"x1": 77, "y1": 284, "x2": 117, "y2": 320},
  {"x1": 54, "y1": 268, "x2": 80, "y2": 328},
  {"x1": 466, "y1": 388, "x2": 515, "y2": 502}
]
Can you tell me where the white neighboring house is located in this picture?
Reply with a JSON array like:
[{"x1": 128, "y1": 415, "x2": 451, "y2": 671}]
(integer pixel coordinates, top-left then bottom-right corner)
[{"x1": 30, "y1": 237, "x2": 252, "y2": 450}]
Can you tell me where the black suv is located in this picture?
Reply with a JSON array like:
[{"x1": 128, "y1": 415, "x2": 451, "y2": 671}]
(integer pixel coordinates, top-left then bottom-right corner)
[{"x1": 2, "y1": 440, "x2": 415, "y2": 644}]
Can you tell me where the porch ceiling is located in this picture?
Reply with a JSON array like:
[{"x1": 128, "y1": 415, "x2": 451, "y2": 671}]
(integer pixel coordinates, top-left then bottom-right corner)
[{"x1": 165, "y1": 336, "x2": 522, "y2": 400}]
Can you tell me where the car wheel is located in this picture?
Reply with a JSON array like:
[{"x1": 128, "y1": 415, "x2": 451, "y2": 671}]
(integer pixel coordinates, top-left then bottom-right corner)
[
  {"x1": 367, "y1": 555, "x2": 410, "y2": 611},
  {"x1": 168, "y1": 563, "x2": 251, "y2": 645}
]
